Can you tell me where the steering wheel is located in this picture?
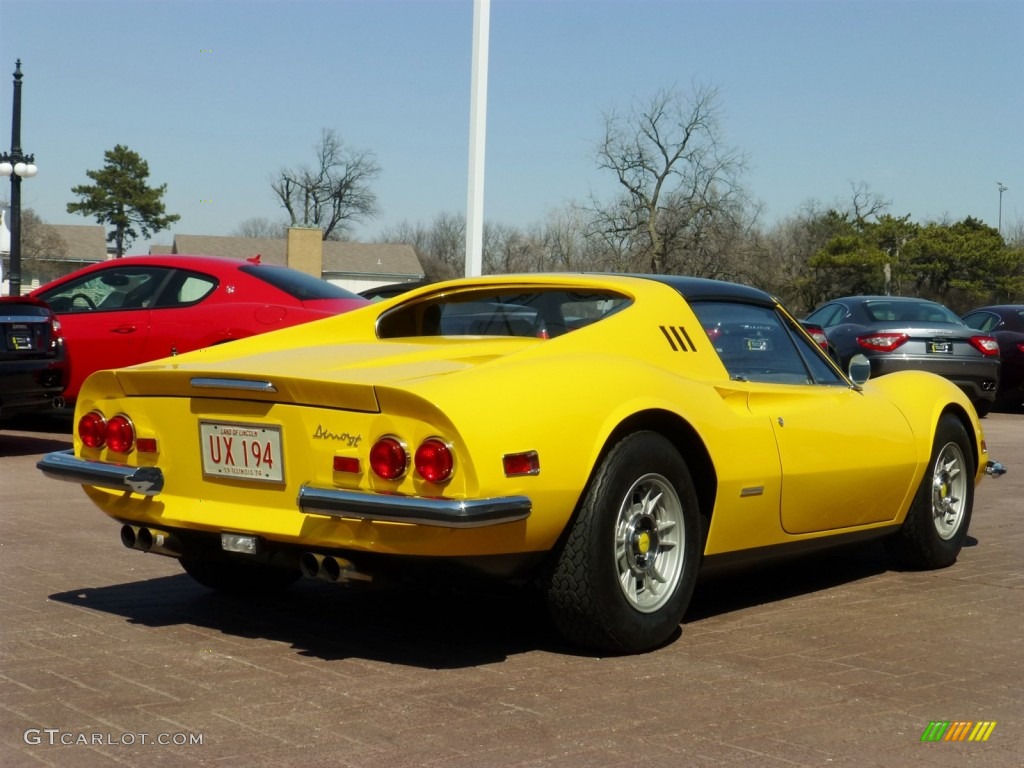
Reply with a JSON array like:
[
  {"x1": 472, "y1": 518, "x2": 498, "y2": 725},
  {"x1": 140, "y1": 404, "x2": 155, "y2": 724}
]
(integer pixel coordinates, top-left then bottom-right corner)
[{"x1": 70, "y1": 293, "x2": 97, "y2": 310}]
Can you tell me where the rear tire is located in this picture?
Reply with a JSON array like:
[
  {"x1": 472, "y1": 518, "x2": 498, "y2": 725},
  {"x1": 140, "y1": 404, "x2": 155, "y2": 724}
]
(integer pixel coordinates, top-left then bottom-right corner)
[
  {"x1": 888, "y1": 414, "x2": 974, "y2": 569},
  {"x1": 180, "y1": 557, "x2": 300, "y2": 595},
  {"x1": 546, "y1": 432, "x2": 701, "y2": 653}
]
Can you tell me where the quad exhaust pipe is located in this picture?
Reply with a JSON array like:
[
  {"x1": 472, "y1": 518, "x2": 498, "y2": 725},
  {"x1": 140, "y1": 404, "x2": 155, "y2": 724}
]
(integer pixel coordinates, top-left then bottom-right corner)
[
  {"x1": 300, "y1": 552, "x2": 372, "y2": 583},
  {"x1": 120, "y1": 524, "x2": 181, "y2": 557}
]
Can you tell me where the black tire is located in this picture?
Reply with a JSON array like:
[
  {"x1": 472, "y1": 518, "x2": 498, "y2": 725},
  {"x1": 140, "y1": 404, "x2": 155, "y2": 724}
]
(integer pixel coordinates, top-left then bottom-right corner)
[
  {"x1": 179, "y1": 556, "x2": 300, "y2": 595},
  {"x1": 888, "y1": 414, "x2": 975, "y2": 569},
  {"x1": 973, "y1": 400, "x2": 992, "y2": 418},
  {"x1": 545, "y1": 431, "x2": 702, "y2": 653}
]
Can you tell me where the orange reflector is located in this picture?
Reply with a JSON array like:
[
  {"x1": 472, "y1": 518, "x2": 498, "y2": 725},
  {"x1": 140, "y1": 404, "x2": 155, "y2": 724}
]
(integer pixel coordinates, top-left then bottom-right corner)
[
  {"x1": 503, "y1": 450, "x2": 540, "y2": 477},
  {"x1": 333, "y1": 456, "x2": 361, "y2": 474},
  {"x1": 136, "y1": 438, "x2": 158, "y2": 453}
]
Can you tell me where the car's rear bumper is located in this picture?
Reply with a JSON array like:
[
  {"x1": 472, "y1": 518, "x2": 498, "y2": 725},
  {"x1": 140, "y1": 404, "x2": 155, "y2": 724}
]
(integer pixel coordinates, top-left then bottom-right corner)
[
  {"x1": 870, "y1": 357, "x2": 999, "y2": 402},
  {"x1": 37, "y1": 449, "x2": 532, "y2": 528},
  {"x1": 0, "y1": 359, "x2": 66, "y2": 417}
]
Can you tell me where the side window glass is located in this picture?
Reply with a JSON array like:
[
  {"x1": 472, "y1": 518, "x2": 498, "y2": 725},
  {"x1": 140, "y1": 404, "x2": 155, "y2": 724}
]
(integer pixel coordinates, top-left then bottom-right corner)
[
  {"x1": 805, "y1": 303, "x2": 844, "y2": 328},
  {"x1": 691, "y1": 301, "x2": 845, "y2": 386},
  {"x1": 40, "y1": 267, "x2": 170, "y2": 314},
  {"x1": 151, "y1": 271, "x2": 217, "y2": 308},
  {"x1": 691, "y1": 301, "x2": 813, "y2": 384},
  {"x1": 962, "y1": 312, "x2": 997, "y2": 333}
]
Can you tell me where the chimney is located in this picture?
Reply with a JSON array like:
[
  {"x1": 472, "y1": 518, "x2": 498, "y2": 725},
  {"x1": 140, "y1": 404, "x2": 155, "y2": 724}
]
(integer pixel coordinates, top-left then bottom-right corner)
[{"x1": 286, "y1": 226, "x2": 323, "y2": 278}]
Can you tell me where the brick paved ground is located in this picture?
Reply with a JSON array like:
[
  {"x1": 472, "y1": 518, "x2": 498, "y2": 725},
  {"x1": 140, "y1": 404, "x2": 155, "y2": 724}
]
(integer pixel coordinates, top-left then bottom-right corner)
[{"x1": 1, "y1": 412, "x2": 1021, "y2": 767}]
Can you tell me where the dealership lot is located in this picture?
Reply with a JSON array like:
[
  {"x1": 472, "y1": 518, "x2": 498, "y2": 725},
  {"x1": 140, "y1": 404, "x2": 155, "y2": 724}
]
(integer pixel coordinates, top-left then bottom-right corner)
[{"x1": 1, "y1": 414, "x2": 1021, "y2": 767}]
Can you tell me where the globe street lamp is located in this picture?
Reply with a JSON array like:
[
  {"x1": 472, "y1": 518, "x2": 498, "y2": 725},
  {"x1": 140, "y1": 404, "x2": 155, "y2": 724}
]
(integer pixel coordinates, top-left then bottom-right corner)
[{"x1": 0, "y1": 60, "x2": 38, "y2": 297}]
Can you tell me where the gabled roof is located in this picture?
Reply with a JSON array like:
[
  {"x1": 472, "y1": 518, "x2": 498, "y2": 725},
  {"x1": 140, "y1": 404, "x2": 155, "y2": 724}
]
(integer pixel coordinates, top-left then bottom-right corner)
[
  {"x1": 164, "y1": 234, "x2": 422, "y2": 278},
  {"x1": 49, "y1": 225, "x2": 107, "y2": 262}
]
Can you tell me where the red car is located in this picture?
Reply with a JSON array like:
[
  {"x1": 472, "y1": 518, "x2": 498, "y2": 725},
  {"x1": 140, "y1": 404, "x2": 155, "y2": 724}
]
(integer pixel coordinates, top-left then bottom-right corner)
[{"x1": 30, "y1": 255, "x2": 368, "y2": 402}]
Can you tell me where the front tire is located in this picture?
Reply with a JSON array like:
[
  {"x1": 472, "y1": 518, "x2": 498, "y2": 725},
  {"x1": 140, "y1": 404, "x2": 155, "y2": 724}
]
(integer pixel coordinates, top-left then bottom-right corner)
[
  {"x1": 546, "y1": 432, "x2": 702, "y2": 653},
  {"x1": 888, "y1": 414, "x2": 975, "y2": 569},
  {"x1": 180, "y1": 556, "x2": 300, "y2": 595}
]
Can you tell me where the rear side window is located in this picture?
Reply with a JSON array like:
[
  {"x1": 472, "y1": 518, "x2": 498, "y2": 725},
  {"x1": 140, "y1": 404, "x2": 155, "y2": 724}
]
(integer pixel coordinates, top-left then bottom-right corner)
[
  {"x1": 240, "y1": 265, "x2": 362, "y2": 301},
  {"x1": 150, "y1": 270, "x2": 218, "y2": 308},
  {"x1": 691, "y1": 301, "x2": 845, "y2": 386},
  {"x1": 377, "y1": 289, "x2": 631, "y2": 339}
]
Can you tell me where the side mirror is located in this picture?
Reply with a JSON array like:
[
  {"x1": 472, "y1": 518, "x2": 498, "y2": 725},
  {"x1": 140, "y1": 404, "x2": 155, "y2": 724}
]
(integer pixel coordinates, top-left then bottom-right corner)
[{"x1": 848, "y1": 354, "x2": 871, "y2": 385}]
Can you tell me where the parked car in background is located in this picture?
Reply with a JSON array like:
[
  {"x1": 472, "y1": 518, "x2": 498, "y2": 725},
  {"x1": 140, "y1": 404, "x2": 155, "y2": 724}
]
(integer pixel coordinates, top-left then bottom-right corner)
[
  {"x1": 29, "y1": 255, "x2": 369, "y2": 402},
  {"x1": 0, "y1": 296, "x2": 67, "y2": 422},
  {"x1": 804, "y1": 295, "x2": 1000, "y2": 416},
  {"x1": 358, "y1": 279, "x2": 433, "y2": 301},
  {"x1": 39, "y1": 274, "x2": 1004, "y2": 654},
  {"x1": 961, "y1": 305, "x2": 1024, "y2": 410}
]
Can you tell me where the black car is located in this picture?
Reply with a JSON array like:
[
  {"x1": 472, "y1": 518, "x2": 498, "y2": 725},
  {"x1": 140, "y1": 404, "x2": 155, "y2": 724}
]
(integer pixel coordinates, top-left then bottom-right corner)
[
  {"x1": 961, "y1": 305, "x2": 1024, "y2": 410},
  {"x1": 805, "y1": 295, "x2": 1000, "y2": 416},
  {"x1": 358, "y1": 279, "x2": 433, "y2": 301},
  {"x1": 0, "y1": 297, "x2": 67, "y2": 422}
]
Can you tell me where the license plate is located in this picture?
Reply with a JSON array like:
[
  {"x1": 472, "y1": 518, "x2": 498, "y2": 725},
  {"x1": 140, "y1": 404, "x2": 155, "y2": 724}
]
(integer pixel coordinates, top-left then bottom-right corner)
[
  {"x1": 929, "y1": 341, "x2": 953, "y2": 354},
  {"x1": 8, "y1": 333, "x2": 33, "y2": 350},
  {"x1": 200, "y1": 421, "x2": 284, "y2": 483},
  {"x1": 746, "y1": 337, "x2": 770, "y2": 352}
]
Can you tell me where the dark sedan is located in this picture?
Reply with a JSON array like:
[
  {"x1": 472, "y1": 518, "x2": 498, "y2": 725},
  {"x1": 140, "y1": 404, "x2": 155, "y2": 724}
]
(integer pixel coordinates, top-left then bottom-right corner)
[
  {"x1": 961, "y1": 305, "x2": 1024, "y2": 410},
  {"x1": 0, "y1": 297, "x2": 67, "y2": 423},
  {"x1": 805, "y1": 295, "x2": 1000, "y2": 416}
]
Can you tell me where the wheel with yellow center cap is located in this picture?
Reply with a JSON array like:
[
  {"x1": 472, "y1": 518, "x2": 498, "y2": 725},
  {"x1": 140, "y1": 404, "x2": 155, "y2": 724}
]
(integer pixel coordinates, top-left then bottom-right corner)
[
  {"x1": 545, "y1": 431, "x2": 702, "y2": 653},
  {"x1": 888, "y1": 414, "x2": 975, "y2": 569}
]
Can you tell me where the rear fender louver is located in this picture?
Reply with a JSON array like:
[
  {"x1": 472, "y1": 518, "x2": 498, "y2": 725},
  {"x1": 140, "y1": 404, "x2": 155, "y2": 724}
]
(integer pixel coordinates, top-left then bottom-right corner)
[{"x1": 659, "y1": 325, "x2": 697, "y2": 352}]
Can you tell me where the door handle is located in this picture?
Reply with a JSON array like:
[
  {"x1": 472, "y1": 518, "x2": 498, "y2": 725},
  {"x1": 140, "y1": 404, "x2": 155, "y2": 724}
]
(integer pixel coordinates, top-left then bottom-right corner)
[{"x1": 111, "y1": 325, "x2": 137, "y2": 334}]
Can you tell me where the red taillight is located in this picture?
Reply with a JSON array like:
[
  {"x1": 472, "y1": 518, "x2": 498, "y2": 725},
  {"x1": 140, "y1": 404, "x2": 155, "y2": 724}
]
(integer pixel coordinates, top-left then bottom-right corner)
[
  {"x1": 415, "y1": 438, "x2": 454, "y2": 483},
  {"x1": 857, "y1": 332, "x2": 909, "y2": 353},
  {"x1": 78, "y1": 411, "x2": 107, "y2": 448},
  {"x1": 106, "y1": 414, "x2": 135, "y2": 454},
  {"x1": 369, "y1": 436, "x2": 408, "y2": 480},
  {"x1": 808, "y1": 329, "x2": 828, "y2": 350},
  {"x1": 503, "y1": 450, "x2": 541, "y2": 477},
  {"x1": 969, "y1": 335, "x2": 1000, "y2": 356}
]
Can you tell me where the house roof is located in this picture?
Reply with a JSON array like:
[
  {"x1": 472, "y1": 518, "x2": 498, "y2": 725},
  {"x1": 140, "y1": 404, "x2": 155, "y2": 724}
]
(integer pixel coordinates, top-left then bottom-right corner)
[
  {"x1": 50, "y1": 225, "x2": 107, "y2": 262},
  {"x1": 164, "y1": 235, "x2": 423, "y2": 278}
]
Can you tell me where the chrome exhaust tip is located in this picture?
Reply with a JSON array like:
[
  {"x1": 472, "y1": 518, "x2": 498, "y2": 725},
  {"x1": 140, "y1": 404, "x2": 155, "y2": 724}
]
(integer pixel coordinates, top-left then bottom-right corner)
[
  {"x1": 119, "y1": 524, "x2": 181, "y2": 557},
  {"x1": 299, "y1": 552, "x2": 372, "y2": 583},
  {"x1": 299, "y1": 552, "x2": 325, "y2": 579}
]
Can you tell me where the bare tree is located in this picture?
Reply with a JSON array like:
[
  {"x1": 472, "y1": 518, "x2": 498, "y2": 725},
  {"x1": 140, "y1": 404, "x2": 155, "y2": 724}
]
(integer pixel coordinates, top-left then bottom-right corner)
[
  {"x1": 233, "y1": 217, "x2": 287, "y2": 239},
  {"x1": 271, "y1": 128, "x2": 381, "y2": 241},
  {"x1": 589, "y1": 83, "x2": 749, "y2": 275}
]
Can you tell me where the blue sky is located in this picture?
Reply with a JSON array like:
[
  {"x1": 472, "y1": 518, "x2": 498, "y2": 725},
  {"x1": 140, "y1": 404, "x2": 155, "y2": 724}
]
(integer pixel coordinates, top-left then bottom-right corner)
[{"x1": 1, "y1": 0, "x2": 1021, "y2": 255}]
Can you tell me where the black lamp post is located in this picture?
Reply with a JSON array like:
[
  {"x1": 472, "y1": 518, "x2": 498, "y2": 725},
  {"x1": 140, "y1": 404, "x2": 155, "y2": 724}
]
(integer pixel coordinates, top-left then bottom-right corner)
[{"x1": 0, "y1": 60, "x2": 38, "y2": 297}]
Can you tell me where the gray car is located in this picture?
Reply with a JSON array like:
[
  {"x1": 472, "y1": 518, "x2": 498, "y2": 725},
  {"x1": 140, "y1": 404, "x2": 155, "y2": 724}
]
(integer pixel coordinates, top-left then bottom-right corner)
[{"x1": 805, "y1": 295, "x2": 1000, "y2": 416}]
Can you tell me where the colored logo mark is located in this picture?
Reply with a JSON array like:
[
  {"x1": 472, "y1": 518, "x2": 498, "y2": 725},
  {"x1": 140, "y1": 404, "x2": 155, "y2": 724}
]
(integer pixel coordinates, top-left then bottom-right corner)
[{"x1": 920, "y1": 721, "x2": 997, "y2": 742}]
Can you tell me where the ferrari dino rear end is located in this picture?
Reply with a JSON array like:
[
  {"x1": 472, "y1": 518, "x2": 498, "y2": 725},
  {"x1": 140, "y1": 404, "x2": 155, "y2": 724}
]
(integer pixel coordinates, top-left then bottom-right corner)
[{"x1": 38, "y1": 274, "x2": 1003, "y2": 653}]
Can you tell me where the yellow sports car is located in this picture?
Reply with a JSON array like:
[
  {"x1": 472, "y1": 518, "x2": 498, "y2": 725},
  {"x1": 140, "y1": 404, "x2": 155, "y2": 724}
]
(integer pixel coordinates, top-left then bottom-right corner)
[{"x1": 38, "y1": 274, "x2": 1006, "y2": 653}]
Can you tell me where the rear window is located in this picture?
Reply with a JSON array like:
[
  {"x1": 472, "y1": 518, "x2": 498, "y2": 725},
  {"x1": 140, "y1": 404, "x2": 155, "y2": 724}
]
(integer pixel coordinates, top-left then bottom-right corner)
[
  {"x1": 377, "y1": 289, "x2": 631, "y2": 339},
  {"x1": 239, "y1": 265, "x2": 362, "y2": 301},
  {"x1": 864, "y1": 300, "x2": 959, "y2": 324}
]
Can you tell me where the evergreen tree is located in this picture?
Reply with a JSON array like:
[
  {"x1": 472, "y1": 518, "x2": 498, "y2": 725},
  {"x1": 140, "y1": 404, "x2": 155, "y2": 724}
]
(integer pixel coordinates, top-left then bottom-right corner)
[{"x1": 67, "y1": 144, "x2": 180, "y2": 256}]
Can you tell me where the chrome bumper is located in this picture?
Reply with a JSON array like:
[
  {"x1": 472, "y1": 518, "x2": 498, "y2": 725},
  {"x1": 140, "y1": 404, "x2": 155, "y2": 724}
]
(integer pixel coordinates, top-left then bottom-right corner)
[
  {"x1": 38, "y1": 449, "x2": 164, "y2": 496},
  {"x1": 298, "y1": 485, "x2": 532, "y2": 528},
  {"x1": 37, "y1": 449, "x2": 532, "y2": 528}
]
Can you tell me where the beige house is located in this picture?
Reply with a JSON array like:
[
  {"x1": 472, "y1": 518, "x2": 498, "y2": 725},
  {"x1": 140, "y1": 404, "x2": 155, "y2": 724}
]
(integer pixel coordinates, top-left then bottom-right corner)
[
  {"x1": 3, "y1": 222, "x2": 423, "y2": 295},
  {"x1": 2, "y1": 223, "x2": 108, "y2": 293},
  {"x1": 152, "y1": 234, "x2": 424, "y2": 294}
]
